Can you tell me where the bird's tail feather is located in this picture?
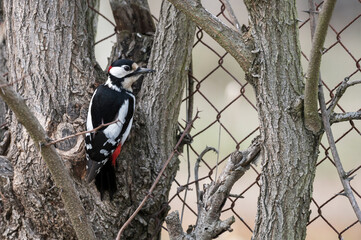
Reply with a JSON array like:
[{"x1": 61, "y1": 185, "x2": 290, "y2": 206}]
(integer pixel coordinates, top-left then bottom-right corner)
[{"x1": 95, "y1": 160, "x2": 117, "y2": 200}]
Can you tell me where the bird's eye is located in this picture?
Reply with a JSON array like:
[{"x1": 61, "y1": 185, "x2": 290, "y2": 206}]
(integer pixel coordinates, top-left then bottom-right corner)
[{"x1": 124, "y1": 65, "x2": 131, "y2": 71}]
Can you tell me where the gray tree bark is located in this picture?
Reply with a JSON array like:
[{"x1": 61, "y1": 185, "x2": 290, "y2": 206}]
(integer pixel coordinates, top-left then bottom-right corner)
[
  {"x1": 1, "y1": 1, "x2": 99, "y2": 239},
  {"x1": 1, "y1": 0, "x2": 196, "y2": 239},
  {"x1": 244, "y1": 1, "x2": 319, "y2": 239},
  {"x1": 0, "y1": 0, "x2": 9, "y2": 154}
]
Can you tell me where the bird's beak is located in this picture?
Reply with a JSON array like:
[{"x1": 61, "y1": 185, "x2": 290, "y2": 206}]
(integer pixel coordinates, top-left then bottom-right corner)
[{"x1": 135, "y1": 67, "x2": 155, "y2": 74}]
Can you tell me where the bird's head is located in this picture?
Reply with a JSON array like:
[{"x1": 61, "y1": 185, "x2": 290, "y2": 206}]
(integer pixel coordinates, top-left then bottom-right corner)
[{"x1": 107, "y1": 59, "x2": 154, "y2": 92}]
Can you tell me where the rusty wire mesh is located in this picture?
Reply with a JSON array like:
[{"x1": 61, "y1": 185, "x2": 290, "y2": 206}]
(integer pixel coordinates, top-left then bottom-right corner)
[{"x1": 92, "y1": 1, "x2": 361, "y2": 239}]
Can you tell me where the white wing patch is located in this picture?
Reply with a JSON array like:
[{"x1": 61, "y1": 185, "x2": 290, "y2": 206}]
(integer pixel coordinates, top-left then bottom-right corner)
[
  {"x1": 103, "y1": 99, "x2": 129, "y2": 140},
  {"x1": 120, "y1": 93, "x2": 135, "y2": 145}
]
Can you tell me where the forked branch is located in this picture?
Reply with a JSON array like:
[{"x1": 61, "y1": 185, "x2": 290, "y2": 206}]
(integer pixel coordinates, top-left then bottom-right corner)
[{"x1": 166, "y1": 136, "x2": 261, "y2": 240}]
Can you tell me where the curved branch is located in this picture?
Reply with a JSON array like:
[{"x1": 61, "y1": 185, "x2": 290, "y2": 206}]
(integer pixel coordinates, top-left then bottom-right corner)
[
  {"x1": 166, "y1": 0, "x2": 253, "y2": 72},
  {"x1": 330, "y1": 110, "x2": 361, "y2": 124},
  {"x1": 304, "y1": 0, "x2": 337, "y2": 133},
  {"x1": 327, "y1": 78, "x2": 361, "y2": 115},
  {"x1": 0, "y1": 77, "x2": 96, "y2": 240}
]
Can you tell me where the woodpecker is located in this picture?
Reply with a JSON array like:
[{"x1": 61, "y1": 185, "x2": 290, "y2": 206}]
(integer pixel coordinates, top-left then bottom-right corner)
[{"x1": 85, "y1": 59, "x2": 154, "y2": 200}]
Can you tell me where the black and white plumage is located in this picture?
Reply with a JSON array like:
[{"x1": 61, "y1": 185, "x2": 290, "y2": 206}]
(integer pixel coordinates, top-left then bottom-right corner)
[{"x1": 85, "y1": 59, "x2": 154, "y2": 200}]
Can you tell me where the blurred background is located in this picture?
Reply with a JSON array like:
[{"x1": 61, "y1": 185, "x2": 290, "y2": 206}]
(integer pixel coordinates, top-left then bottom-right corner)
[{"x1": 94, "y1": 1, "x2": 361, "y2": 239}]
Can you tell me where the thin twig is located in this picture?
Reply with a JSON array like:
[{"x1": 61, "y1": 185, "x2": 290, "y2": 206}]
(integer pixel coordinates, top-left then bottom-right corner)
[
  {"x1": 44, "y1": 119, "x2": 120, "y2": 146},
  {"x1": 87, "y1": 0, "x2": 116, "y2": 27},
  {"x1": 194, "y1": 146, "x2": 217, "y2": 224},
  {"x1": 93, "y1": 32, "x2": 116, "y2": 46},
  {"x1": 220, "y1": 0, "x2": 241, "y2": 32},
  {"x1": 180, "y1": 144, "x2": 190, "y2": 224},
  {"x1": 215, "y1": 123, "x2": 221, "y2": 181},
  {"x1": 0, "y1": 122, "x2": 7, "y2": 129},
  {"x1": 308, "y1": 0, "x2": 361, "y2": 223},
  {"x1": 115, "y1": 112, "x2": 200, "y2": 240},
  {"x1": 319, "y1": 84, "x2": 361, "y2": 223},
  {"x1": 327, "y1": 78, "x2": 361, "y2": 115},
  {"x1": 304, "y1": 0, "x2": 337, "y2": 133},
  {"x1": 0, "y1": 75, "x2": 26, "y2": 88},
  {"x1": 180, "y1": 61, "x2": 194, "y2": 223}
]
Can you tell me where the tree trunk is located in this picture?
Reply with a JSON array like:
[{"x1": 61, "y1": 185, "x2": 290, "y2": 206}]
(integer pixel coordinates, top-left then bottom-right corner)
[
  {"x1": 1, "y1": 0, "x2": 197, "y2": 239},
  {"x1": 113, "y1": 1, "x2": 197, "y2": 238},
  {"x1": 2, "y1": 1, "x2": 99, "y2": 239},
  {"x1": 244, "y1": 1, "x2": 320, "y2": 239}
]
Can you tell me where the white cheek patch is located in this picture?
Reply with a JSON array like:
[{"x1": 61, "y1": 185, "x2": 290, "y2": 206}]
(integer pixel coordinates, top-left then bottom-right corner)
[{"x1": 109, "y1": 66, "x2": 131, "y2": 79}]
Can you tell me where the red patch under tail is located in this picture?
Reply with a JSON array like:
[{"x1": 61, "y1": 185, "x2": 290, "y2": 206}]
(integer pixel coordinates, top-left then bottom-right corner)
[{"x1": 111, "y1": 144, "x2": 122, "y2": 166}]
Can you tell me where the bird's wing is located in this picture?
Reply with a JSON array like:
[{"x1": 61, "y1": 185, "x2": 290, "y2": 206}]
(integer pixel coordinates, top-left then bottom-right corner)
[{"x1": 85, "y1": 86, "x2": 135, "y2": 183}]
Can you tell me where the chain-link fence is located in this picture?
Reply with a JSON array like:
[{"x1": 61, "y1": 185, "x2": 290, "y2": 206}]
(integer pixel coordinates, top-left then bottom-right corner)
[{"x1": 93, "y1": 1, "x2": 361, "y2": 239}]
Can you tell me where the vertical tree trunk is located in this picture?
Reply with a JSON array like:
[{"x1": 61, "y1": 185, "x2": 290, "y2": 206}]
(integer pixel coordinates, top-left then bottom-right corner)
[
  {"x1": 244, "y1": 1, "x2": 319, "y2": 239},
  {"x1": 112, "y1": 1, "x2": 197, "y2": 238},
  {"x1": 2, "y1": 0, "x2": 197, "y2": 239},
  {"x1": 2, "y1": 1, "x2": 99, "y2": 239}
]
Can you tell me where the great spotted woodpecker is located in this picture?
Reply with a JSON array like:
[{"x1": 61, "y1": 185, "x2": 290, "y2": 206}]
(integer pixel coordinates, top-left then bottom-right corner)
[{"x1": 85, "y1": 59, "x2": 154, "y2": 200}]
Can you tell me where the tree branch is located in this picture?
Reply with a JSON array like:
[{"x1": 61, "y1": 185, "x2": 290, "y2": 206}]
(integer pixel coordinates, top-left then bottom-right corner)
[
  {"x1": 330, "y1": 110, "x2": 361, "y2": 124},
  {"x1": 195, "y1": 147, "x2": 217, "y2": 224},
  {"x1": 304, "y1": 0, "x2": 337, "y2": 133},
  {"x1": 220, "y1": 0, "x2": 241, "y2": 32},
  {"x1": 327, "y1": 78, "x2": 361, "y2": 115},
  {"x1": 165, "y1": 211, "x2": 186, "y2": 240},
  {"x1": 166, "y1": 0, "x2": 253, "y2": 72},
  {"x1": 0, "y1": 77, "x2": 96, "y2": 240},
  {"x1": 166, "y1": 136, "x2": 261, "y2": 240},
  {"x1": 116, "y1": 112, "x2": 199, "y2": 240},
  {"x1": 319, "y1": 84, "x2": 361, "y2": 223},
  {"x1": 44, "y1": 119, "x2": 120, "y2": 146}
]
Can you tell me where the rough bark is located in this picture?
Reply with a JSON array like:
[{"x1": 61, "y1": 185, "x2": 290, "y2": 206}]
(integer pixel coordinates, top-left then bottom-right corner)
[
  {"x1": 244, "y1": 1, "x2": 319, "y2": 239},
  {"x1": 0, "y1": 0, "x2": 8, "y2": 155},
  {"x1": 107, "y1": 0, "x2": 155, "y2": 95},
  {"x1": 2, "y1": 1, "x2": 99, "y2": 239},
  {"x1": 2, "y1": 0, "x2": 197, "y2": 239},
  {"x1": 112, "y1": 1, "x2": 197, "y2": 238}
]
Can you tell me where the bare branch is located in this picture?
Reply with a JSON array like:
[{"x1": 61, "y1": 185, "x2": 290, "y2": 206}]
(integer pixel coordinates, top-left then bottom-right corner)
[
  {"x1": 310, "y1": 0, "x2": 361, "y2": 222},
  {"x1": 195, "y1": 147, "x2": 217, "y2": 223},
  {"x1": 116, "y1": 112, "x2": 200, "y2": 240},
  {"x1": 44, "y1": 119, "x2": 120, "y2": 146},
  {"x1": 330, "y1": 110, "x2": 361, "y2": 124},
  {"x1": 87, "y1": 0, "x2": 115, "y2": 27},
  {"x1": 166, "y1": 0, "x2": 253, "y2": 72},
  {"x1": 319, "y1": 92, "x2": 361, "y2": 223},
  {"x1": 220, "y1": 0, "x2": 241, "y2": 32},
  {"x1": 318, "y1": 80, "x2": 361, "y2": 223},
  {"x1": 327, "y1": 78, "x2": 361, "y2": 115},
  {"x1": 165, "y1": 211, "x2": 186, "y2": 240},
  {"x1": 304, "y1": 0, "x2": 337, "y2": 133},
  {"x1": 166, "y1": 136, "x2": 261, "y2": 240},
  {"x1": 0, "y1": 77, "x2": 96, "y2": 240},
  {"x1": 0, "y1": 74, "x2": 25, "y2": 88}
]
